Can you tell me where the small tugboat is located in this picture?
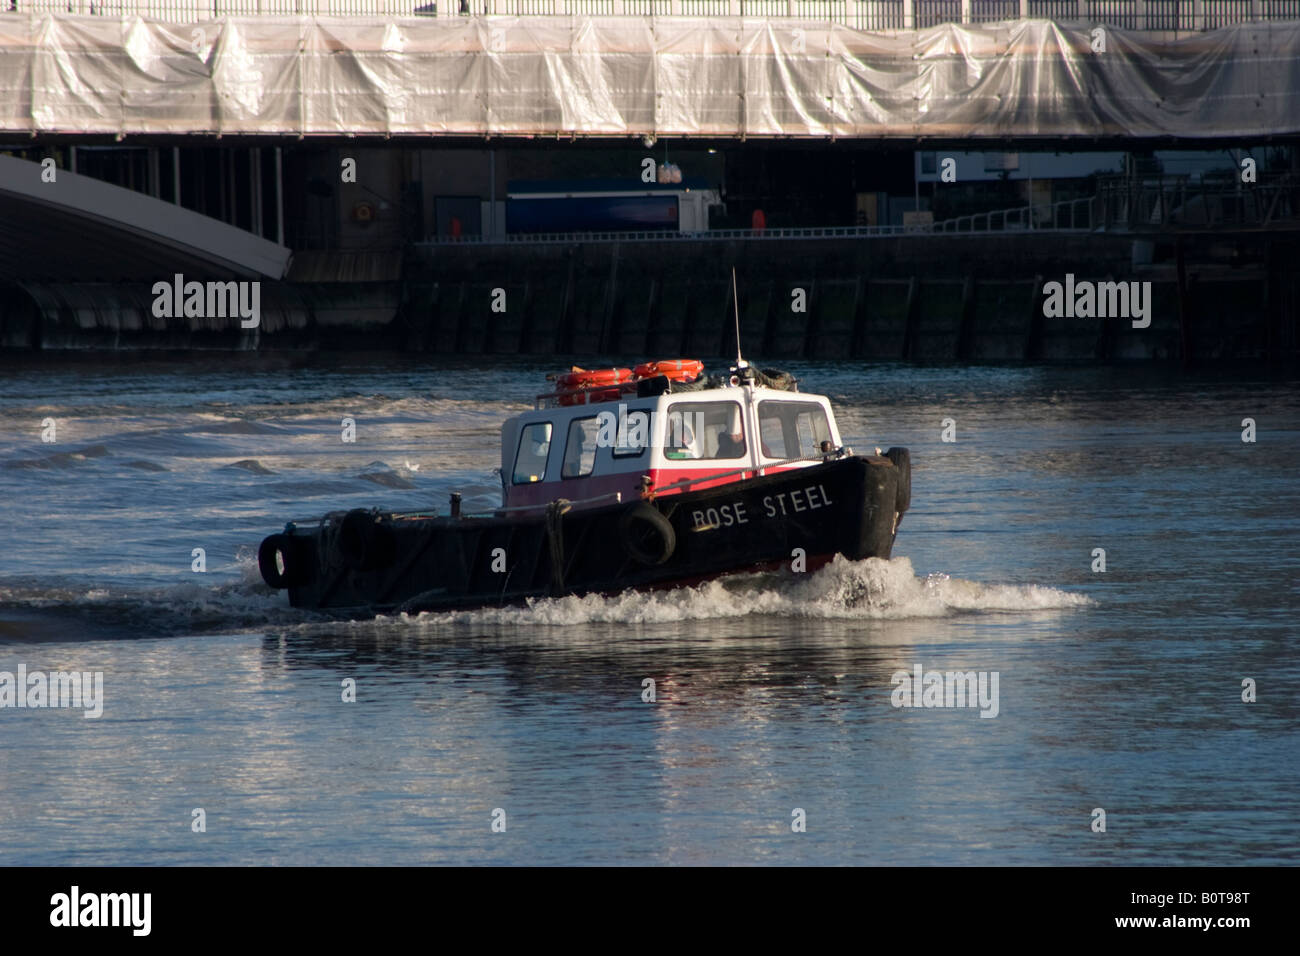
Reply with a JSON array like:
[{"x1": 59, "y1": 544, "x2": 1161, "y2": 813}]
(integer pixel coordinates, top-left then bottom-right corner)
[{"x1": 259, "y1": 359, "x2": 911, "y2": 617}]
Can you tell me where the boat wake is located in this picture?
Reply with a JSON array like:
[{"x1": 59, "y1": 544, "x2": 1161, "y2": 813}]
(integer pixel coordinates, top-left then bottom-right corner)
[
  {"x1": 0, "y1": 553, "x2": 315, "y2": 639},
  {"x1": 406, "y1": 555, "x2": 1092, "y2": 627},
  {"x1": 0, "y1": 554, "x2": 1091, "y2": 640}
]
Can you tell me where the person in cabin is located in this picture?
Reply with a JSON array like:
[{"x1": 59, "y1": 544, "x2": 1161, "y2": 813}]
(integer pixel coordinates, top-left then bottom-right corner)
[
  {"x1": 715, "y1": 404, "x2": 747, "y2": 459},
  {"x1": 716, "y1": 432, "x2": 745, "y2": 458},
  {"x1": 665, "y1": 414, "x2": 701, "y2": 460}
]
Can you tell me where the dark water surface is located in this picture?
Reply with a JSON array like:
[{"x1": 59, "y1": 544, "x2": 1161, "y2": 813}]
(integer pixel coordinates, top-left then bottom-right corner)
[{"x1": 0, "y1": 354, "x2": 1296, "y2": 865}]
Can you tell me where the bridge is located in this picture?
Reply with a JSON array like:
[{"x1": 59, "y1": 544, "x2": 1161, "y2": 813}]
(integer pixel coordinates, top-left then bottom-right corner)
[
  {"x1": 0, "y1": 11, "x2": 1297, "y2": 141},
  {"x1": 0, "y1": 154, "x2": 291, "y2": 280}
]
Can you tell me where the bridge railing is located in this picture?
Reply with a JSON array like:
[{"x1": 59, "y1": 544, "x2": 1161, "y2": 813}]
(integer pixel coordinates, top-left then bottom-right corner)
[
  {"x1": 413, "y1": 203, "x2": 1102, "y2": 245},
  {"x1": 416, "y1": 223, "x2": 915, "y2": 246},
  {"x1": 931, "y1": 195, "x2": 1096, "y2": 233},
  {"x1": 10, "y1": 0, "x2": 1300, "y2": 29},
  {"x1": 413, "y1": 181, "x2": 1300, "y2": 246},
  {"x1": 1094, "y1": 173, "x2": 1300, "y2": 230}
]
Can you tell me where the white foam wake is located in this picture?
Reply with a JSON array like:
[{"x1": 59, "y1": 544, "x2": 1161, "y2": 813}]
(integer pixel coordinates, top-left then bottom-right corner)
[
  {"x1": 409, "y1": 555, "x2": 1093, "y2": 627},
  {"x1": 0, "y1": 554, "x2": 1091, "y2": 637}
]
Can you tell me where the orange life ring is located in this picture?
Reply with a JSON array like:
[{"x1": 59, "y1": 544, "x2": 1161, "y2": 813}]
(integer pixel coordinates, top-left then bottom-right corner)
[
  {"x1": 555, "y1": 367, "x2": 632, "y2": 391},
  {"x1": 633, "y1": 359, "x2": 704, "y2": 382},
  {"x1": 554, "y1": 367, "x2": 634, "y2": 406}
]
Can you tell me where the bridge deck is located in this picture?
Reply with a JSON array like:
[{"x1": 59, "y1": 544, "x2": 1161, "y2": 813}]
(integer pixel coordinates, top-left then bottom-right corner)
[{"x1": 0, "y1": 155, "x2": 292, "y2": 281}]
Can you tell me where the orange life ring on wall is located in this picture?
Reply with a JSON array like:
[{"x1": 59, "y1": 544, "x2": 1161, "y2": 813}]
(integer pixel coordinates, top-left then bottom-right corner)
[{"x1": 633, "y1": 359, "x2": 704, "y2": 382}]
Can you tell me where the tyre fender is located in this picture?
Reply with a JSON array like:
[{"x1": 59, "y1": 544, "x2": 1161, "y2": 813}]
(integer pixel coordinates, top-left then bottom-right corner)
[
  {"x1": 259, "y1": 533, "x2": 313, "y2": 589},
  {"x1": 884, "y1": 447, "x2": 911, "y2": 514},
  {"x1": 619, "y1": 503, "x2": 676, "y2": 566}
]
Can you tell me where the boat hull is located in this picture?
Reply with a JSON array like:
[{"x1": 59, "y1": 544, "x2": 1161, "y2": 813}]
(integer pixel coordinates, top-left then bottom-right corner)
[{"x1": 260, "y1": 454, "x2": 905, "y2": 618}]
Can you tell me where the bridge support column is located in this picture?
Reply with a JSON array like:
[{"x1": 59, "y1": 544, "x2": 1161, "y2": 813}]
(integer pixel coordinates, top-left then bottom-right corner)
[
  {"x1": 1019, "y1": 0, "x2": 1028, "y2": 19},
  {"x1": 275, "y1": 147, "x2": 284, "y2": 246},
  {"x1": 904, "y1": 0, "x2": 914, "y2": 29},
  {"x1": 252, "y1": 147, "x2": 263, "y2": 238}
]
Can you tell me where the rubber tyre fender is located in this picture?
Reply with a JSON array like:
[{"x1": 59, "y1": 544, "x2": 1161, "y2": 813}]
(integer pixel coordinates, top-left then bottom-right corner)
[
  {"x1": 884, "y1": 447, "x2": 911, "y2": 514},
  {"x1": 259, "y1": 533, "x2": 313, "y2": 589},
  {"x1": 859, "y1": 461, "x2": 900, "y2": 561},
  {"x1": 619, "y1": 503, "x2": 677, "y2": 566},
  {"x1": 338, "y1": 509, "x2": 398, "y2": 572}
]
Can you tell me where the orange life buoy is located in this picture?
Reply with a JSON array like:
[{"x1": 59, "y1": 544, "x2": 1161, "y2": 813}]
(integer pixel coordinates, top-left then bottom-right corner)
[
  {"x1": 554, "y1": 367, "x2": 634, "y2": 406},
  {"x1": 633, "y1": 359, "x2": 704, "y2": 382},
  {"x1": 555, "y1": 367, "x2": 632, "y2": 391}
]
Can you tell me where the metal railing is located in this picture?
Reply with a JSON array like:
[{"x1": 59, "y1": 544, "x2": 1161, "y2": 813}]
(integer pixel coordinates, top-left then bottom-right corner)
[
  {"x1": 413, "y1": 178, "x2": 1300, "y2": 245},
  {"x1": 10, "y1": 0, "x2": 1300, "y2": 28},
  {"x1": 931, "y1": 194, "x2": 1096, "y2": 233},
  {"x1": 415, "y1": 223, "x2": 922, "y2": 245},
  {"x1": 412, "y1": 196, "x2": 1104, "y2": 246},
  {"x1": 1094, "y1": 173, "x2": 1300, "y2": 230}
]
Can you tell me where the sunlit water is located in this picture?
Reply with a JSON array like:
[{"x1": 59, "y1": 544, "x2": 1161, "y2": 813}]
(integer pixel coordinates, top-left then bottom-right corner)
[{"x1": 0, "y1": 354, "x2": 1296, "y2": 865}]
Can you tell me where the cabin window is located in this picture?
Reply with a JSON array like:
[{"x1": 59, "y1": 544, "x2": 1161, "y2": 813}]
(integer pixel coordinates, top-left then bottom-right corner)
[
  {"x1": 605, "y1": 407, "x2": 650, "y2": 459},
  {"x1": 757, "y1": 401, "x2": 832, "y2": 460},
  {"x1": 561, "y1": 417, "x2": 599, "y2": 479},
  {"x1": 664, "y1": 401, "x2": 747, "y2": 461},
  {"x1": 512, "y1": 422, "x2": 553, "y2": 484}
]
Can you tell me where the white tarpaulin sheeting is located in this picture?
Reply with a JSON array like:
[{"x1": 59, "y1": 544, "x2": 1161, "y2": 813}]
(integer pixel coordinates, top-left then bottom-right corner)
[{"x1": 0, "y1": 15, "x2": 1297, "y2": 139}]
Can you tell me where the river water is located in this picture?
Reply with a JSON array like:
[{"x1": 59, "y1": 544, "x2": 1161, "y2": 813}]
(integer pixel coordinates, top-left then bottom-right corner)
[{"x1": 0, "y1": 353, "x2": 1296, "y2": 865}]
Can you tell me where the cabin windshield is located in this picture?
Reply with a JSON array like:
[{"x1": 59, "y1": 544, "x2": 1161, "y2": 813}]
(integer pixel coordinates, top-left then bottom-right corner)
[
  {"x1": 663, "y1": 400, "x2": 747, "y2": 461},
  {"x1": 512, "y1": 422, "x2": 553, "y2": 484},
  {"x1": 757, "y1": 400, "x2": 832, "y2": 460},
  {"x1": 561, "y1": 417, "x2": 599, "y2": 478}
]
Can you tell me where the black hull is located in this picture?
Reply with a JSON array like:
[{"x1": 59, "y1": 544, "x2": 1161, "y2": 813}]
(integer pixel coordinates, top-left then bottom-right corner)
[{"x1": 260, "y1": 454, "x2": 906, "y2": 618}]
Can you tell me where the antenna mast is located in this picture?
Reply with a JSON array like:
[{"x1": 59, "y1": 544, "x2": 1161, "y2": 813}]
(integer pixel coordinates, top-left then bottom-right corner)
[{"x1": 731, "y1": 266, "x2": 746, "y2": 368}]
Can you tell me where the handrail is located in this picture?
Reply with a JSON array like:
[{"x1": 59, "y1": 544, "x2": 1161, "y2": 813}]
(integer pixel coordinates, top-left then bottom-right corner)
[
  {"x1": 459, "y1": 490, "x2": 624, "y2": 517},
  {"x1": 930, "y1": 194, "x2": 1095, "y2": 234},
  {"x1": 9, "y1": 0, "x2": 1293, "y2": 31},
  {"x1": 284, "y1": 448, "x2": 856, "y2": 531},
  {"x1": 646, "y1": 448, "x2": 850, "y2": 496},
  {"x1": 418, "y1": 196, "x2": 1103, "y2": 246},
  {"x1": 417, "y1": 223, "x2": 917, "y2": 246}
]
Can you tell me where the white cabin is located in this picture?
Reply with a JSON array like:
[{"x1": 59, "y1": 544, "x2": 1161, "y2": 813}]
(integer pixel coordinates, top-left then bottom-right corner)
[{"x1": 499, "y1": 371, "x2": 844, "y2": 513}]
